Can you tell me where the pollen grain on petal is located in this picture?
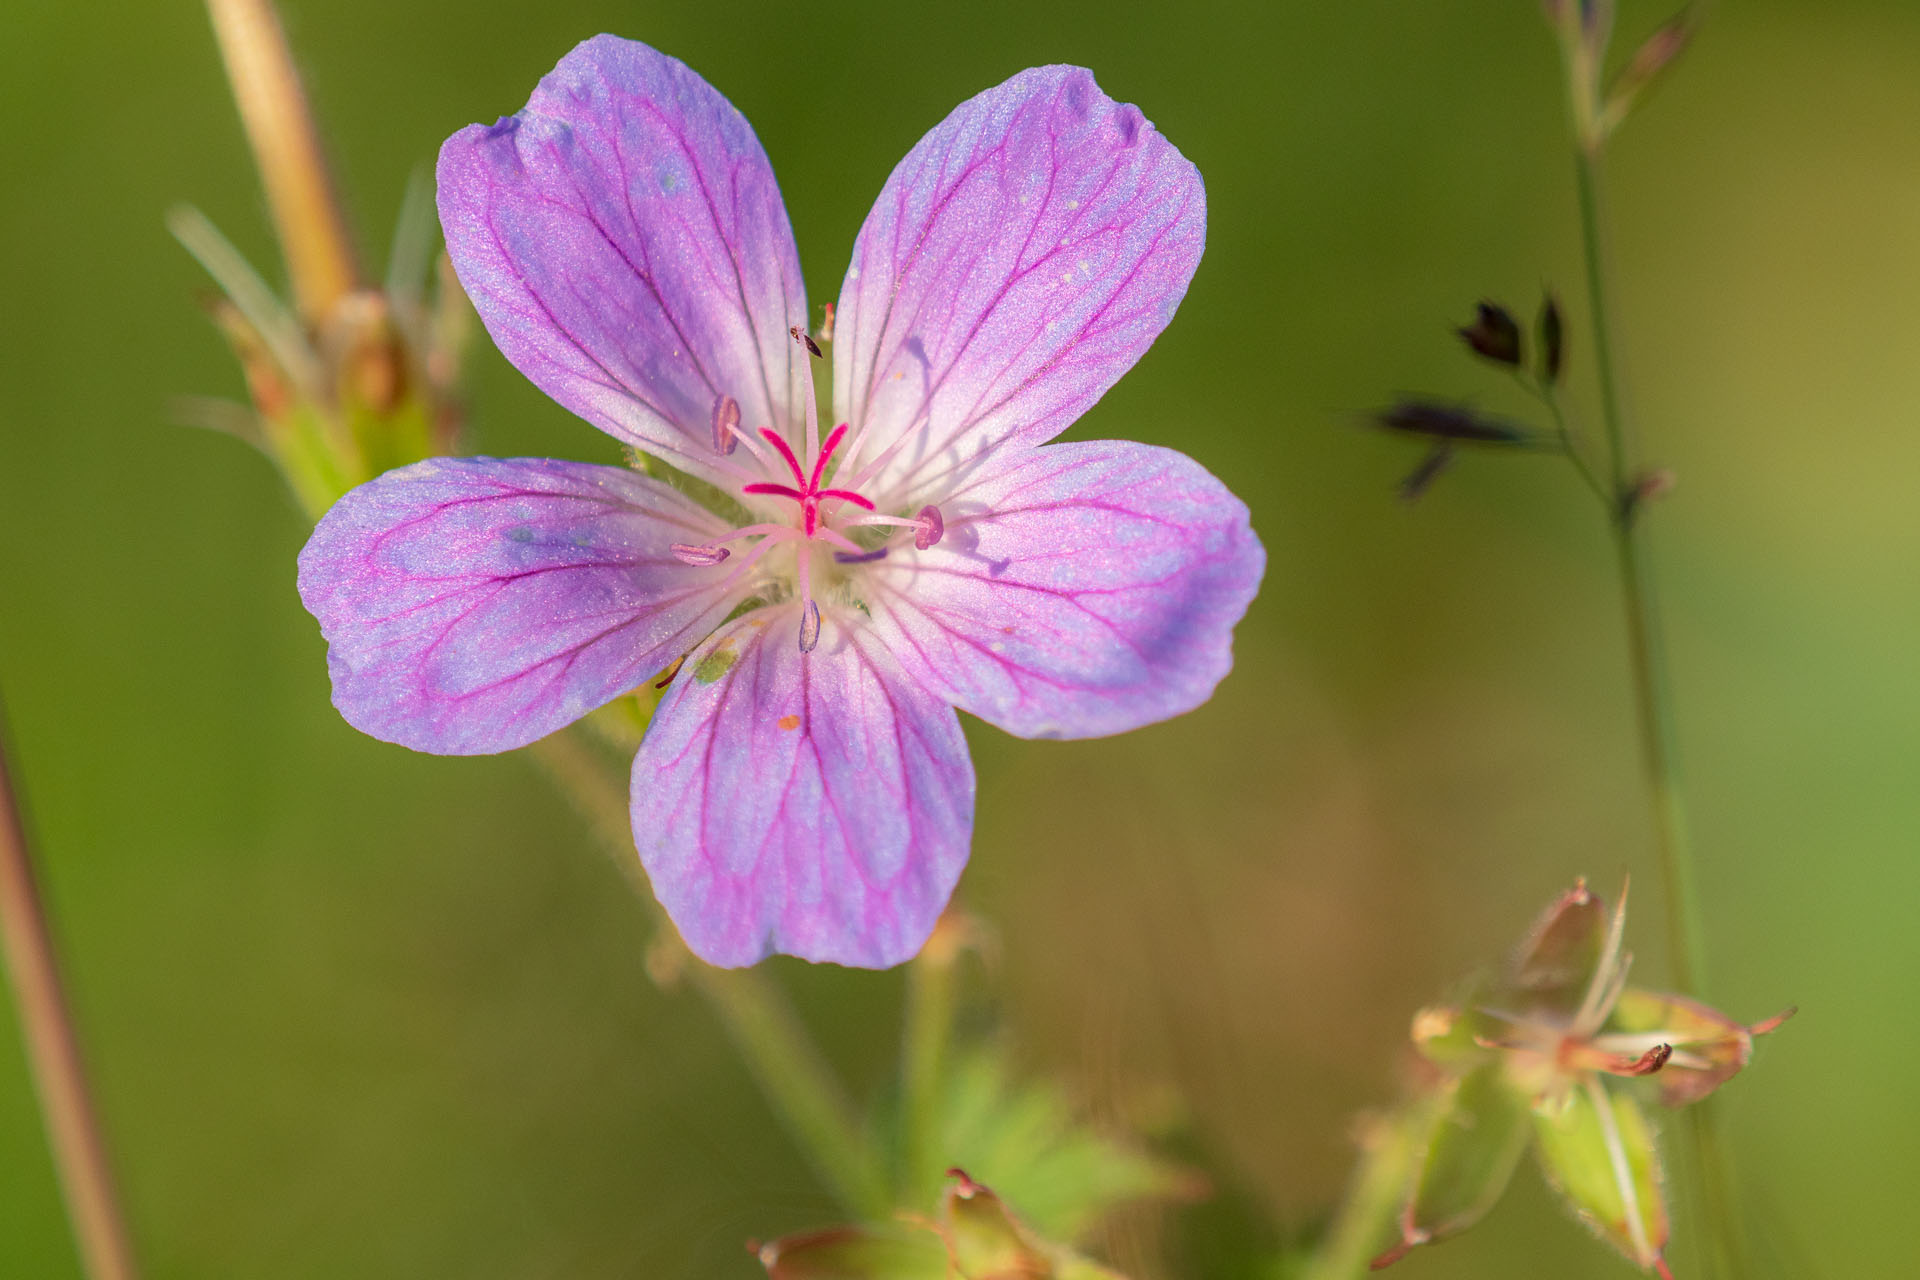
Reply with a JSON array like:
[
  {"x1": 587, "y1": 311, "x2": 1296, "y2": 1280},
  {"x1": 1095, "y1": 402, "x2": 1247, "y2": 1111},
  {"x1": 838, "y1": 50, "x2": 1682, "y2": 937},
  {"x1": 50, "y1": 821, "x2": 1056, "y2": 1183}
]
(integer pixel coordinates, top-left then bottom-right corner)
[{"x1": 777, "y1": 713, "x2": 801, "y2": 731}]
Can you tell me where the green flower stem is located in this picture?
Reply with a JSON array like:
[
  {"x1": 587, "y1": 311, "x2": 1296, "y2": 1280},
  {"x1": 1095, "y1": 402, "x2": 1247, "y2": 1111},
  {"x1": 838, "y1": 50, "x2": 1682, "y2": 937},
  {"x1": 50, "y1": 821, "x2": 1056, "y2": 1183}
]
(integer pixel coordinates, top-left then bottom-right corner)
[
  {"x1": 1572, "y1": 140, "x2": 1742, "y2": 1280},
  {"x1": 899, "y1": 918, "x2": 960, "y2": 1205},
  {"x1": 1300, "y1": 1105, "x2": 1424, "y2": 1280},
  {"x1": 528, "y1": 730, "x2": 891, "y2": 1219},
  {"x1": 0, "y1": 702, "x2": 141, "y2": 1280}
]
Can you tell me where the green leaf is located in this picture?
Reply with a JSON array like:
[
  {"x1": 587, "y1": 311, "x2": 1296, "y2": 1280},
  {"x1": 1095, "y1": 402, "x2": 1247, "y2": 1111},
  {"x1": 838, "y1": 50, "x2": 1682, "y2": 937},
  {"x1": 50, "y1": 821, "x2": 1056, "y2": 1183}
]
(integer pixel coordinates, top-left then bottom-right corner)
[
  {"x1": 922, "y1": 1047, "x2": 1192, "y2": 1245},
  {"x1": 1531, "y1": 1080, "x2": 1670, "y2": 1271},
  {"x1": 755, "y1": 1225, "x2": 950, "y2": 1280}
]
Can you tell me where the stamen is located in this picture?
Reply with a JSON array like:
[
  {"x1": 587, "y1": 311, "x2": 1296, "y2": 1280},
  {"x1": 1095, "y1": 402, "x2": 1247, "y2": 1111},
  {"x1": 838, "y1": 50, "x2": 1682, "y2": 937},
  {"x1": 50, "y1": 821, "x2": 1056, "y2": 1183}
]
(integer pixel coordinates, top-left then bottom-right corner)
[
  {"x1": 711, "y1": 394, "x2": 740, "y2": 456},
  {"x1": 915, "y1": 504, "x2": 944, "y2": 550},
  {"x1": 834, "y1": 547, "x2": 888, "y2": 565},
  {"x1": 817, "y1": 528, "x2": 866, "y2": 557},
  {"x1": 798, "y1": 599, "x2": 821, "y2": 652},
  {"x1": 789, "y1": 325, "x2": 823, "y2": 358},
  {"x1": 671, "y1": 543, "x2": 730, "y2": 566}
]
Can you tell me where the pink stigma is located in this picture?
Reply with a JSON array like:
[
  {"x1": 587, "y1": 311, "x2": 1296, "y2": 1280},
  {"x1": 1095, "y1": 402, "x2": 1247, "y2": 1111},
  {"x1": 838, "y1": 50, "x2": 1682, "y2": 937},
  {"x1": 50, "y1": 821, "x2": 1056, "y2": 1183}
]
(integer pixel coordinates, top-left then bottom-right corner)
[{"x1": 674, "y1": 386, "x2": 937, "y2": 650}]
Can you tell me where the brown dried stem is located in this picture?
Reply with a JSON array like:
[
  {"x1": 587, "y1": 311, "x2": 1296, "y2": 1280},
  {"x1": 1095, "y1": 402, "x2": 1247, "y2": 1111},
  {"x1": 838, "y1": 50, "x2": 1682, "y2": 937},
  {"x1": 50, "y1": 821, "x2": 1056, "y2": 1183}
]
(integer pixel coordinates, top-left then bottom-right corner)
[{"x1": 0, "y1": 706, "x2": 140, "y2": 1280}]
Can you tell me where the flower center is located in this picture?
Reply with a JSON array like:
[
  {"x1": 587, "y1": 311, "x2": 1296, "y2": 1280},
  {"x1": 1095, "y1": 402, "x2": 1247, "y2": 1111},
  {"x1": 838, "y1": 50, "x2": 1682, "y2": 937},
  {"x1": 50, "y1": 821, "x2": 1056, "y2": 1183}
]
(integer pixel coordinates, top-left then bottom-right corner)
[{"x1": 668, "y1": 333, "x2": 942, "y2": 652}]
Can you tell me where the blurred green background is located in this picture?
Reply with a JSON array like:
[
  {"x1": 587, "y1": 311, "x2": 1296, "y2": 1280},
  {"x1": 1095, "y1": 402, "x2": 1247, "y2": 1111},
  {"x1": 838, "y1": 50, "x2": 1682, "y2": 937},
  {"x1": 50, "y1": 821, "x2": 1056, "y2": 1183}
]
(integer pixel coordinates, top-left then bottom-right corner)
[{"x1": 3, "y1": 0, "x2": 1916, "y2": 1275}]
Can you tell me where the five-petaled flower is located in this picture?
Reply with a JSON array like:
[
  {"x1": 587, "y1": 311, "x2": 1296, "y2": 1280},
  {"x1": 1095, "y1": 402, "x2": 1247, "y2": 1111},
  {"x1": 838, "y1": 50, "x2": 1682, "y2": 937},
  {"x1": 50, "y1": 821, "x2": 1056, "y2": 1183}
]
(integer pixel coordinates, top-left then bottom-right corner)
[{"x1": 296, "y1": 36, "x2": 1264, "y2": 968}]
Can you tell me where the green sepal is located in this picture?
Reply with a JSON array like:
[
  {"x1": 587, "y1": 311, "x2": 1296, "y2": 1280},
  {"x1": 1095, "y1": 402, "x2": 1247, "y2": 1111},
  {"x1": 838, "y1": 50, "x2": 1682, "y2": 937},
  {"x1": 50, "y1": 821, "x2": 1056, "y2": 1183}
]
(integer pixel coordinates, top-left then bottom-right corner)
[
  {"x1": 944, "y1": 1173, "x2": 1050, "y2": 1276},
  {"x1": 1401, "y1": 1060, "x2": 1530, "y2": 1246},
  {"x1": 1509, "y1": 880, "x2": 1607, "y2": 1015},
  {"x1": 755, "y1": 1225, "x2": 950, "y2": 1280},
  {"x1": 1530, "y1": 1081, "x2": 1669, "y2": 1271},
  {"x1": 1606, "y1": 986, "x2": 1752, "y2": 1106}
]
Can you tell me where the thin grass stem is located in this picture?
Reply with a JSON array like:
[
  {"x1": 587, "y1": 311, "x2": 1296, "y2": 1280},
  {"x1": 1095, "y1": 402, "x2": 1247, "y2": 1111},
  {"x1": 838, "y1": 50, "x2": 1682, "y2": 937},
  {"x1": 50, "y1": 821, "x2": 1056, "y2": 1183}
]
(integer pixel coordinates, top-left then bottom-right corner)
[
  {"x1": 0, "y1": 701, "x2": 141, "y2": 1280},
  {"x1": 1572, "y1": 136, "x2": 1743, "y2": 1280}
]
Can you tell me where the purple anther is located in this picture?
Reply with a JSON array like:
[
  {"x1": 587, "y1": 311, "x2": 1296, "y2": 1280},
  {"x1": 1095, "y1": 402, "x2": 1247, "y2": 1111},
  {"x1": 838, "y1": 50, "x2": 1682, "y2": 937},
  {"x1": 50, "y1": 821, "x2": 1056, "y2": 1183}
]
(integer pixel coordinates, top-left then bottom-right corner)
[
  {"x1": 914, "y1": 504, "x2": 945, "y2": 551},
  {"x1": 671, "y1": 543, "x2": 730, "y2": 566},
  {"x1": 711, "y1": 394, "x2": 740, "y2": 455},
  {"x1": 789, "y1": 326, "x2": 823, "y2": 358},
  {"x1": 834, "y1": 547, "x2": 889, "y2": 565},
  {"x1": 798, "y1": 599, "x2": 821, "y2": 652}
]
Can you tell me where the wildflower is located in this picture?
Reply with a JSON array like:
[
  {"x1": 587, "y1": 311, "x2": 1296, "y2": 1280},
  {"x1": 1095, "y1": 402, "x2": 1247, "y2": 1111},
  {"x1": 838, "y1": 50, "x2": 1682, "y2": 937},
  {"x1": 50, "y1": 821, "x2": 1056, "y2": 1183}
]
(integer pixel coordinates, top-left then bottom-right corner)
[
  {"x1": 1374, "y1": 879, "x2": 1790, "y2": 1275},
  {"x1": 296, "y1": 37, "x2": 1263, "y2": 968}
]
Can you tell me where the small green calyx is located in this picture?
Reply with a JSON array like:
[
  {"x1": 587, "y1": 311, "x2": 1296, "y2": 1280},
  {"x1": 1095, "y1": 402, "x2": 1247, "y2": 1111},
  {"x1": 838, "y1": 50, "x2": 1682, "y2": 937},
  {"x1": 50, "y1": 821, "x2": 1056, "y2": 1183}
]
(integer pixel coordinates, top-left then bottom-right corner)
[{"x1": 1373, "y1": 877, "x2": 1790, "y2": 1276}]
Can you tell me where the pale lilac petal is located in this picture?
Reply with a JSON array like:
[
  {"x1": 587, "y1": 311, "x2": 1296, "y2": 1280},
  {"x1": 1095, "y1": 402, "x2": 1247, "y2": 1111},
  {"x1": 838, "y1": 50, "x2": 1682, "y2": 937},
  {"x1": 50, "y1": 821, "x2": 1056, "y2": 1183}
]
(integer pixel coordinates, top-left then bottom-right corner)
[
  {"x1": 832, "y1": 66, "x2": 1205, "y2": 508},
  {"x1": 860, "y1": 441, "x2": 1262, "y2": 739},
  {"x1": 297, "y1": 457, "x2": 743, "y2": 754},
  {"x1": 438, "y1": 35, "x2": 809, "y2": 480},
  {"x1": 631, "y1": 607, "x2": 974, "y2": 968}
]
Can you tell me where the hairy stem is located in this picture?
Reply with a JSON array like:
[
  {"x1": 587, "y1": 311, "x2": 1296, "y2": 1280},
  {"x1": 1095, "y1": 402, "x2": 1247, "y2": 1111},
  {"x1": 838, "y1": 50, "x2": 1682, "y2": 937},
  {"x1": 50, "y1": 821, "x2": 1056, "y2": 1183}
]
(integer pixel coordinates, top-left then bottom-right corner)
[
  {"x1": 528, "y1": 730, "x2": 890, "y2": 1218},
  {"x1": 899, "y1": 915, "x2": 962, "y2": 1205},
  {"x1": 1573, "y1": 140, "x2": 1741, "y2": 1279},
  {"x1": 204, "y1": 0, "x2": 362, "y2": 324},
  {"x1": 0, "y1": 704, "x2": 141, "y2": 1280},
  {"x1": 1299, "y1": 1106, "x2": 1423, "y2": 1280}
]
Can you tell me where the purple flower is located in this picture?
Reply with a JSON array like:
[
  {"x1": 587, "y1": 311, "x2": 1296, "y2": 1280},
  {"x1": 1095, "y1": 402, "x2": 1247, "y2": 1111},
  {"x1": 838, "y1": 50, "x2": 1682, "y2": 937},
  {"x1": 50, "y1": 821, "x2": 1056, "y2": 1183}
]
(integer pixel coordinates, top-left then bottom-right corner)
[{"x1": 296, "y1": 36, "x2": 1264, "y2": 968}]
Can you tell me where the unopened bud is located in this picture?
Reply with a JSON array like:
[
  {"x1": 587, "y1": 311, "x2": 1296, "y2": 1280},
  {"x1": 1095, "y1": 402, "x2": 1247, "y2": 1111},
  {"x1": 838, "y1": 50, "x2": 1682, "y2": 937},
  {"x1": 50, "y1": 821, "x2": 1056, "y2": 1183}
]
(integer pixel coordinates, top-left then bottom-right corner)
[{"x1": 1458, "y1": 301, "x2": 1523, "y2": 367}]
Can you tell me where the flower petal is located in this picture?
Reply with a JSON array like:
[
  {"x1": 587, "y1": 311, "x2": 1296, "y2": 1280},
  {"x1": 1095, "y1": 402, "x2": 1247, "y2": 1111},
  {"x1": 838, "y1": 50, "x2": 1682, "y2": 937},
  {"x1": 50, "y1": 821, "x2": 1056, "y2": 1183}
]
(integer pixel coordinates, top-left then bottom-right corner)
[
  {"x1": 832, "y1": 66, "x2": 1206, "y2": 508},
  {"x1": 860, "y1": 441, "x2": 1262, "y2": 739},
  {"x1": 631, "y1": 607, "x2": 974, "y2": 968},
  {"x1": 438, "y1": 35, "x2": 809, "y2": 479},
  {"x1": 297, "y1": 457, "x2": 742, "y2": 754}
]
